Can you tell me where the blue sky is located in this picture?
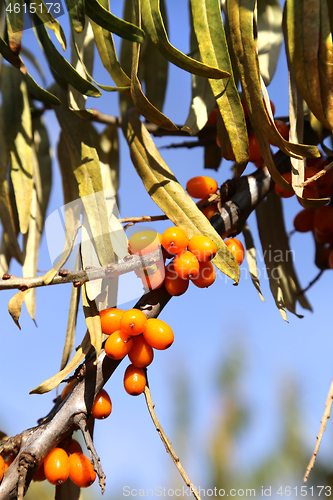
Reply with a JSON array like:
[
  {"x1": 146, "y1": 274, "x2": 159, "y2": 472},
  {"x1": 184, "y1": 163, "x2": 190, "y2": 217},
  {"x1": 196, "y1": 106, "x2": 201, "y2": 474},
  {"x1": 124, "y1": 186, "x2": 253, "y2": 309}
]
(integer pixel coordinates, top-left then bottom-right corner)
[{"x1": 1, "y1": 1, "x2": 333, "y2": 498}]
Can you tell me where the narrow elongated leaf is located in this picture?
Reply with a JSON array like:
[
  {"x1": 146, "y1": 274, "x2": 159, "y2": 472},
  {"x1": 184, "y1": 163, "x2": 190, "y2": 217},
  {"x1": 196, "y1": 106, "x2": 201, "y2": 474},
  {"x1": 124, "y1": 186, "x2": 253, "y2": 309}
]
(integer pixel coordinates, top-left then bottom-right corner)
[
  {"x1": 90, "y1": 15, "x2": 131, "y2": 98},
  {"x1": 191, "y1": 0, "x2": 249, "y2": 174},
  {"x1": 35, "y1": 0, "x2": 67, "y2": 50},
  {"x1": 0, "y1": 110, "x2": 22, "y2": 263},
  {"x1": 318, "y1": 0, "x2": 333, "y2": 129},
  {"x1": 30, "y1": 331, "x2": 91, "y2": 394},
  {"x1": 141, "y1": 0, "x2": 230, "y2": 79},
  {"x1": 257, "y1": 0, "x2": 283, "y2": 85},
  {"x1": 8, "y1": 289, "x2": 31, "y2": 329},
  {"x1": 242, "y1": 223, "x2": 264, "y2": 301},
  {"x1": 131, "y1": 0, "x2": 178, "y2": 131},
  {"x1": 53, "y1": 85, "x2": 114, "y2": 269},
  {"x1": 2, "y1": 67, "x2": 34, "y2": 235},
  {"x1": 122, "y1": 111, "x2": 240, "y2": 283},
  {"x1": 86, "y1": 0, "x2": 145, "y2": 43},
  {"x1": 34, "y1": 22, "x2": 101, "y2": 97},
  {"x1": 285, "y1": 0, "x2": 330, "y2": 129},
  {"x1": 4, "y1": 0, "x2": 23, "y2": 54},
  {"x1": 227, "y1": 0, "x2": 320, "y2": 184},
  {"x1": 60, "y1": 253, "x2": 81, "y2": 370},
  {"x1": 64, "y1": 0, "x2": 85, "y2": 33},
  {"x1": 256, "y1": 192, "x2": 311, "y2": 320},
  {"x1": 82, "y1": 282, "x2": 102, "y2": 357}
]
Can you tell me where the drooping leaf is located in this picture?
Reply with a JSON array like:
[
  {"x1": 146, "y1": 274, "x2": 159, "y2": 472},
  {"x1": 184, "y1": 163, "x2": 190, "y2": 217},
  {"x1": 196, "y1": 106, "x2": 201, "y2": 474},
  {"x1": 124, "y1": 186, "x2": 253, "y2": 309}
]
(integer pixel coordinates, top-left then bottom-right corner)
[
  {"x1": 30, "y1": 331, "x2": 91, "y2": 394},
  {"x1": 34, "y1": 22, "x2": 101, "y2": 97},
  {"x1": 190, "y1": 0, "x2": 249, "y2": 174},
  {"x1": 4, "y1": 0, "x2": 23, "y2": 54},
  {"x1": 64, "y1": 0, "x2": 85, "y2": 33},
  {"x1": 82, "y1": 281, "x2": 103, "y2": 358},
  {"x1": 141, "y1": 0, "x2": 230, "y2": 79},
  {"x1": 34, "y1": 0, "x2": 67, "y2": 50},
  {"x1": 285, "y1": 0, "x2": 331, "y2": 130},
  {"x1": 2, "y1": 66, "x2": 34, "y2": 235},
  {"x1": 256, "y1": 191, "x2": 312, "y2": 321},
  {"x1": 122, "y1": 110, "x2": 240, "y2": 283},
  {"x1": 8, "y1": 289, "x2": 31, "y2": 329},
  {"x1": 53, "y1": 85, "x2": 114, "y2": 269},
  {"x1": 257, "y1": 0, "x2": 283, "y2": 85},
  {"x1": 131, "y1": 0, "x2": 178, "y2": 131},
  {"x1": 227, "y1": 0, "x2": 320, "y2": 186},
  {"x1": 242, "y1": 223, "x2": 264, "y2": 301},
  {"x1": 318, "y1": 0, "x2": 333, "y2": 130},
  {"x1": 60, "y1": 253, "x2": 81, "y2": 371},
  {"x1": 85, "y1": 0, "x2": 145, "y2": 43}
]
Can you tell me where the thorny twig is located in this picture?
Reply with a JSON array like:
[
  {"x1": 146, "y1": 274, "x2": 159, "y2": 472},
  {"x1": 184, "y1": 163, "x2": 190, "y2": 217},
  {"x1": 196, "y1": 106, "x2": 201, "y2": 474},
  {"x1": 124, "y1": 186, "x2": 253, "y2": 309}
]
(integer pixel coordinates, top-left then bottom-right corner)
[
  {"x1": 304, "y1": 379, "x2": 333, "y2": 482},
  {"x1": 144, "y1": 379, "x2": 202, "y2": 500}
]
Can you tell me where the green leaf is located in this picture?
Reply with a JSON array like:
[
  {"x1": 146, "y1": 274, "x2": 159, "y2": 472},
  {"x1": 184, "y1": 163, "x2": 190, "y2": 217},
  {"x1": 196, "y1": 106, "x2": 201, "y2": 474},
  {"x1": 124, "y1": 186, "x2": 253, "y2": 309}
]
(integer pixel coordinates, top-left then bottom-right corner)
[
  {"x1": 256, "y1": 191, "x2": 312, "y2": 321},
  {"x1": 86, "y1": 0, "x2": 145, "y2": 43},
  {"x1": 64, "y1": 0, "x2": 85, "y2": 33},
  {"x1": 34, "y1": 0, "x2": 67, "y2": 50},
  {"x1": 131, "y1": 0, "x2": 178, "y2": 131},
  {"x1": 30, "y1": 331, "x2": 91, "y2": 394},
  {"x1": 82, "y1": 282, "x2": 103, "y2": 358},
  {"x1": 318, "y1": 0, "x2": 333, "y2": 130},
  {"x1": 227, "y1": 0, "x2": 320, "y2": 179},
  {"x1": 285, "y1": 0, "x2": 331, "y2": 130},
  {"x1": 257, "y1": 0, "x2": 283, "y2": 85},
  {"x1": 60, "y1": 253, "x2": 81, "y2": 371},
  {"x1": 53, "y1": 85, "x2": 114, "y2": 269},
  {"x1": 142, "y1": 0, "x2": 230, "y2": 79},
  {"x1": 2, "y1": 67, "x2": 33, "y2": 235},
  {"x1": 242, "y1": 223, "x2": 264, "y2": 301},
  {"x1": 34, "y1": 22, "x2": 101, "y2": 97},
  {"x1": 4, "y1": 0, "x2": 23, "y2": 54},
  {"x1": 190, "y1": 0, "x2": 249, "y2": 174},
  {"x1": 122, "y1": 110, "x2": 240, "y2": 283}
]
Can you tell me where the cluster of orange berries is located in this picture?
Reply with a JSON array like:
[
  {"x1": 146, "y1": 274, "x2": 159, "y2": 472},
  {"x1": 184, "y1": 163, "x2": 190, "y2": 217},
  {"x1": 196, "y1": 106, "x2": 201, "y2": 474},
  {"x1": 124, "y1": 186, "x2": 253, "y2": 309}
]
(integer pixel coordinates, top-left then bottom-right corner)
[
  {"x1": 208, "y1": 99, "x2": 289, "y2": 165},
  {"x1": 0, "y1": 438, "x2": 96, "y2": 488},
  {"x1": 100, "y1": 307, "x2": 174, "y2": 395}
]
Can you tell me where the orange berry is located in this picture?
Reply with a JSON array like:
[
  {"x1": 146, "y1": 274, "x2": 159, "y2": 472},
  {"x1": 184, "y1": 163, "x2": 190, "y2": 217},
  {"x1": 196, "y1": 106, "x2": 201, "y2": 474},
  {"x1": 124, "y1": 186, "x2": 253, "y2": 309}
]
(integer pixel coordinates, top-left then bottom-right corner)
[
  {"x1": 69, "y1": 452, "x2": 96, "y2": 488},
  {"x1": 33, "y1": 462, "x2": 46, "y2": 482},
  {"x1": 128, "y1": 231, "x2": 162, "y2": 256},
  {"x1": 188, "y1": 235, "x2": 217, "y2": 262},
  {"x1": 128, "y1": 335, "x2": 154, "y2": 368},
  {"x1": 224, "y1": 238, "x2": 245, "y2": 265},
  {"x1": 161, "y1": 227, "x2": 189, "y2": 254},
  {"x1": 44, "y1": 448, "x2": 70, "y2": 486},
  {"x1": 164, "y1": 262, "x2": 189, "y2": 296},
  {"x1": 123, "y1": 364, "x2": 146, "y2": 396},
  {"x1": 206, "y1": 108, "x2": 218, "y2": 125},
  {"x1": 186, "y1": 176, "x2": 218, "y2": 199},
  {"x1": 0, "y1": 456, "x2": 5, "y2": 482},
  {"x1": 248, "y1": 133, "x2": 263, "y2": 163},
  {"x1": 329, "y1": 249, "x2": 333, "y2": 269},
  {"x1": 138, "y1": 263, "x2": 165, "y2": 291},
  {"x1": 173, "y1": 251, "x2": 200, "y2": 279},
  {"x1": 61, "y1": 379, "x2": 77, "y2": 401},
  {"x1": 143, "y1": 318, "x2": 174, "y2": 350},
  {"x1": 198, "y1": 200, "x2": 218, "y2": 219},
  {"x1": 191, "y1": 261, "x2": 216, "y2": 288},
  {"x1": 293, "y1": 209, "x2": 315, "y2": 233},
  {"x1": 104, "y1": 330, "x2": 133, "y2": 360},
  {"x1": 120, "y1": 308, "x2": 147, "y2": 336},
  {"x1": 99, "y1": 308, "x2": 124, "y2": 335},
  {"x1": 65, "y1": 439, "x2": 83, "y2": 455},
  {"x1": 313, "y1": 205, "x2": 333, "y2": 236},
  {"x1": 274, "y1": 172, "x2": 294, "y2": 198},
  {"x1": 92, "y1": 388, "x2": 112, "y2": 420}
]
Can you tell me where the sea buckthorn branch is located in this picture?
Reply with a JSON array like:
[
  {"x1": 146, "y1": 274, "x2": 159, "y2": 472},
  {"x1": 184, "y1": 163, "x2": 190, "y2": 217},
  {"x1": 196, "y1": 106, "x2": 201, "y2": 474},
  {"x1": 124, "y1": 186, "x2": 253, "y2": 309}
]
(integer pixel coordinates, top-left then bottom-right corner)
[
  {"x1": 0, "y1": 286, "x2": 173, "y2": 499},
  {"x1": 73, "y1": 413, "x2": 105, "y2": 492},
  {"x1": 304, "y1": 378, "x2": 333, "y2": 483},
  {"x1": 144, "y1": 379, "x2": 202, "y2": 500},
  {"x1": 0, "y1": 250, "x2": 162, "y2": 292}
]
